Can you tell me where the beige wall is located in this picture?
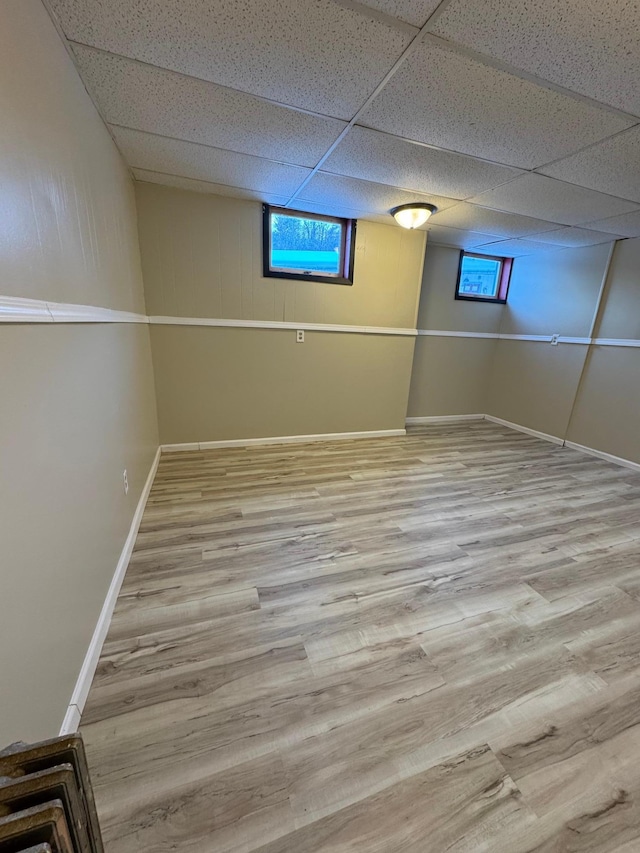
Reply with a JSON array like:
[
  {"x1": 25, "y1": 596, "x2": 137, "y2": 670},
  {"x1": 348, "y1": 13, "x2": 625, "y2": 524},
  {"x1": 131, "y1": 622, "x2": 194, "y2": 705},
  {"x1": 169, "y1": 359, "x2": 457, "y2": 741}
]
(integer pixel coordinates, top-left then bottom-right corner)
[
  {"x1": 151, "y1": 326, "x2": 415, "y2": 443},
  {"x1": 408, "y1": 336, "x2": 494, "y2": 417},
  {"x1": 0, "y1": 0, "x2": 158, "y2": 744},
  {"x1": 592, "y1": 237, "x2": 640, "y2": 340},
  {"x1": 415, "y1": 244, "x2": 504, "y2": 335},
  {"x1": 136, "y1": 182, "x2": 425, "y2": 329},
  {"x1": 567, "y1": 346, "x2": 640, "y2": 463},
  {"x1": 408, "y1": 244, "x2": 502, "y2": 417},
  {"x1": 406, "y1": 239, "x2": 639, "y2": 457},
  {"x1": 408, "y1": 237, "x2": 640, "y2": 464},
  {"x1": 486, "y1": 243, "x2": 612, "y2": 438},
  {"x1": 136, "y1": 183, "x2": 426, "y2": 443},
  {"x1": 566, "y1": 237, "x2": 640, "y2": 462},
  {"x1": 1, "y1": 3, "x2": 145, "y2": 313},
  {"x1": 486, "y1": 339, "x2": 590, "y2": 438},
  {"x1": 498, "y1": 244, "x2": 610, "y2": 338}
]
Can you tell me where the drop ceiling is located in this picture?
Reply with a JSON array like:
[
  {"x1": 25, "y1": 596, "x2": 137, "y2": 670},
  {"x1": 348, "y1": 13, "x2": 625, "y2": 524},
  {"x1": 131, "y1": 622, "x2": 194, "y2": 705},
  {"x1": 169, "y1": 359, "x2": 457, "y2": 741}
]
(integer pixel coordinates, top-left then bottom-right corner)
[{"x1": 45, "y1": 0, "x2": 640, "y2": 255}]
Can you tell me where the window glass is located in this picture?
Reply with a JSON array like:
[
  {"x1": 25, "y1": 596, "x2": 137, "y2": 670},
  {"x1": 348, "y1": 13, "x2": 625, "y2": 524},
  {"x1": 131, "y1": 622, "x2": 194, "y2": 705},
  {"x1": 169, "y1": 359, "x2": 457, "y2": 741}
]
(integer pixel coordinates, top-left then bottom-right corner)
[
  {"x1": 263, "y1": 206, "x2": 356, "y2": 285},
  {"x1": 271, "y1": 212, "x2": 342, "y2": 275},
  {"x1": 455, "y1": 252, "x2": 512, "y2": 303},
  {"x1": 458, "y1": 254, "x2": 502, "y2": 299}
]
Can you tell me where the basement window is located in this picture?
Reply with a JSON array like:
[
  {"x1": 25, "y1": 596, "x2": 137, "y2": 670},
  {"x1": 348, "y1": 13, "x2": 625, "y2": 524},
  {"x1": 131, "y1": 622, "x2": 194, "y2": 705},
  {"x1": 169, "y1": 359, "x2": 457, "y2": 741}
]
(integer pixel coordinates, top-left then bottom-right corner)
[
  {"x1": 263, "y1": 204, "x2": 356, "y2": 285},
  {"x1": 455, "y1": 251, "x2": 512, "y2": 304}
]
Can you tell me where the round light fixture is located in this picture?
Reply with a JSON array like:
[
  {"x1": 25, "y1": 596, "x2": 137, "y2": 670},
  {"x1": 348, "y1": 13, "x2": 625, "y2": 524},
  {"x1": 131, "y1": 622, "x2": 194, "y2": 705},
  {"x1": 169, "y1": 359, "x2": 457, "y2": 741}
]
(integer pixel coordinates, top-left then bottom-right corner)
[{"x1": 390, "y1": 202, "x2": 437, "y2": 229}]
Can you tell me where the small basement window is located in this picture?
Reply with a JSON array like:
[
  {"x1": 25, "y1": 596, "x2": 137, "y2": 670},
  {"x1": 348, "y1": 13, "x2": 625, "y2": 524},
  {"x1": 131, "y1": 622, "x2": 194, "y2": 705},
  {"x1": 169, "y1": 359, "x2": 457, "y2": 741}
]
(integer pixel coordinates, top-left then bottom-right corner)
[
  {"x1": 263, "y1": 204, "x2": 356, "y2": 285},
  {"x1": 455, "y1": 251, "x2": 512, "y2": 304}
]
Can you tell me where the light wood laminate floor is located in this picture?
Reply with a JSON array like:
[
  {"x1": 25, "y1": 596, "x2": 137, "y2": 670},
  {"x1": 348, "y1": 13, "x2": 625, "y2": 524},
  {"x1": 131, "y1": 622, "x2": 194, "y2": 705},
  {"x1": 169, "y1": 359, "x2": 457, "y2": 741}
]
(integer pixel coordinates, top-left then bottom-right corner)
[{"x1": 81, "y1": 422, "x2": 640, "y2": 852}]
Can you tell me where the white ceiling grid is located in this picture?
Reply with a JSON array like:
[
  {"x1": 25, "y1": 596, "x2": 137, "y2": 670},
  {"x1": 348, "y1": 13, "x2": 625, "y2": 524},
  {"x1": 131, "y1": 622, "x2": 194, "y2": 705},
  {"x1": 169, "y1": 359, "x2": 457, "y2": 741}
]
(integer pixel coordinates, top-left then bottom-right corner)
[
  {"x1": 357, "y1": 40, "x2": 634, "y2": 169},
  {"x1": 296, "y1": 171, "x2": 457, "y2": 216},
  {"x1": 111, "y1": 126, "x2": 313, "y2": 196},
  {"x1": 46, "y1": 0, "x2": 640, "y2": 254},
  {"x1": 353, "y1": 0, "x2": 442, "y2": 28}
]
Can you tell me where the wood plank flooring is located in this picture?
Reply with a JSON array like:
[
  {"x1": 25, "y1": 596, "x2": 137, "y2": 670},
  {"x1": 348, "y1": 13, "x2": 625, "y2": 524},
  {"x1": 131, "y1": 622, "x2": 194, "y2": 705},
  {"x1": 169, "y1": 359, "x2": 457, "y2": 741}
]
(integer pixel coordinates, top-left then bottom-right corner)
[{"x1": 80, "y1": 422, "x2": 640, "y2": 852}]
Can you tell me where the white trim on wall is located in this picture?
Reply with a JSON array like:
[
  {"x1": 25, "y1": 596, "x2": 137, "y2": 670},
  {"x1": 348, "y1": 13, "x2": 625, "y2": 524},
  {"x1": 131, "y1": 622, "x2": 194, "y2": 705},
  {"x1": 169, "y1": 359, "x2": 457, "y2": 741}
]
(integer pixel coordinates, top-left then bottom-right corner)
[
  {"x1": 416, "y1": 329, "x2": 592, "y2": 345},
  {"x1": 592, "y1": 338, "x2": 640, "y2": 348},
  {"x1": 416, "y1": 329, "x2": 499, "y2": 339},
  {"x1": 49, "y1": 302, "x2": 148, "y2": 324},
  {"x1": 405, "y1": 415, "x2": 485, "y2": 424},
  {"x1": 498, "y1": 333, "x2": 549, "y2": 342},
  {"x1": 59, "y1": 446, "x2": 161, "y2": 735},
  {"x1": 0, "y1": 296, "x2": 53, "y2": 322},
  {"x1": 149, "y1": 316, "x2": 417, "y2": 336},
  {"x1": 0, "y1": 295, "x2": 148, "y2": 324},
  {"x1": 0, "y1": 295, "x2": 415, "y2": 336},
  {"x1": 498, "y1": 333, "x2": 591, "y2": 344},
  {"x1": 161, "y1": 428, "x2": 406, "y2": 453},
  {"x1": 407, "y1": 415, "x2": 640, "y2": 471},
  {"x1": 558, "y1": 336, "x2": 592, "y2": 345},
  {"x1": 408, "y1": 415, "x2": 640, "y2": 471},
  {"x1": 1, "y1": 296, "x2": 638, "y2": 348},
  {"x1": 484, "y1": 414, "x2": 564, "y2": 445},
  {"x1": 564, "y1": 441, "x2": 640, "y2": 474}
]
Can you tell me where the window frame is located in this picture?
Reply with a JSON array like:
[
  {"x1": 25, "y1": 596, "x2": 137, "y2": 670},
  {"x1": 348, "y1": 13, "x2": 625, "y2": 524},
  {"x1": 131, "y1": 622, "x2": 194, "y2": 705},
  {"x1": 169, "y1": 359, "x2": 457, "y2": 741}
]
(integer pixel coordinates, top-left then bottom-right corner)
[
  {"x1": 262, "y1": 204, "x2": 356, "y2": 286},
  {"x1": 455, "y1": 251, "x2": 513, "y2": 305}
]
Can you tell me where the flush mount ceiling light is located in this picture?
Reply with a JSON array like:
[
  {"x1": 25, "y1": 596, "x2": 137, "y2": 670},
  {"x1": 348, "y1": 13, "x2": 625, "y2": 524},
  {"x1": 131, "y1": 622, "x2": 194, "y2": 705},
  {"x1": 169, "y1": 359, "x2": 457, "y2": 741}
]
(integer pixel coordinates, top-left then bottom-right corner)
[{"x1": 390, "y1": 202, "x2": 437, "y2": 229}]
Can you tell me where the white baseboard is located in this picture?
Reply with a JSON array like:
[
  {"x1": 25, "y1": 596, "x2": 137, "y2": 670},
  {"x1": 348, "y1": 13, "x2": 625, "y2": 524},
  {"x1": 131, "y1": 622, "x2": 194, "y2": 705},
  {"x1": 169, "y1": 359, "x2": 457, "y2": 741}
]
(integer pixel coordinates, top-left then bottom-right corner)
[
  {"x1": 564, "y1": 441, "x2": 640, "y2": 474},
  {"x1": 59, "y1": 445, "x2": 161, "y2": 735},
  {"x1": 484, "y1": 415, "x2": 564, "y2": 446},
  {"x1": 406, "y1": 415, "x2": 485, "y2": 425},
  {"x1": 161, "y1": 429, "x2": 406, "y2": 452},
  {"x1": 59, "y1": 704, "x2": 82, "y2": 738},
  {"x1": 56, "y1": 420, "x2": 639, "y2": 737},
  {"x1": 407, "y1": 414, "x2": 639, "y2": 474}
]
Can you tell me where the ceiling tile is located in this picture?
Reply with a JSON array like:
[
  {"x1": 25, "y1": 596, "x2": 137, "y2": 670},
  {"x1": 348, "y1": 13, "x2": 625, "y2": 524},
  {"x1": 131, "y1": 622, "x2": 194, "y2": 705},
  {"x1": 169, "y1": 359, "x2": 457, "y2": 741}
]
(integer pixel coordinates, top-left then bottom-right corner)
[
  {"x1": 111, "y1": 127, "x2": 311, "y2": 196},
  {"x1": 324, "y1": 126, "x2": 521, "y2": 199},
  {"x1": 73, "y1": 45, "x2": 346, "y2": 167},
  {"x1": 283, "y1": 198, "x2": 392, "y2": 226},
  {"x1": 525, "y1": 227, "x2": 620, "y2": 248},
  {"x1": 430, "y1": 0, "x2": 640, "y2": 116},
  {"x1": 580, "y1": 210, "x2": 640, "y2": 239},
  {"x1": 49, "y1": 0, "x2": 411, "y2": 118},
  {"x1": 428, "y1": 202, "x2": 557, "y2": 238},
  {"x1": 132, "y1": 169, "x2": 290, "y2": 205},
  {"x1": 296, "y1": 172, "x2": 457, "y2": 219},
  {"x1": 354, "y1": 0, "x2": 441, "y2": 27},
  {"x1": 471, "y1": 238, "x2": 564, "y2": 257},
  {"x1": 539, "y1": 126, "x2": 640, "y2": 203},
  {"x1": 469, "y1": 174, "x2": 639, "y2": 226},
  {"x1": 424, "y1": 225, "x2": 504, "y2": 249},
  {"x1": 357, "y1": 41, "x2": 633, "y2": 169}
]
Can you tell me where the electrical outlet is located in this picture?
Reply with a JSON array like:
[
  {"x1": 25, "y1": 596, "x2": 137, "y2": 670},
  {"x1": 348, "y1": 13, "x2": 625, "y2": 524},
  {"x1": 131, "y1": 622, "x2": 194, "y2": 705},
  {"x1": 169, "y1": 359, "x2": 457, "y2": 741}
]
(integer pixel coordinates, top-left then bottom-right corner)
[
  {"x1": 123, "y1": 469, "x2": 129, "y2": 495},
  {"x1": 551, "y1": 334, "x2": 559, "y2": 346},
  {"x1": 296, "y1": 330, "x2": 305, "y2": 343}
]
